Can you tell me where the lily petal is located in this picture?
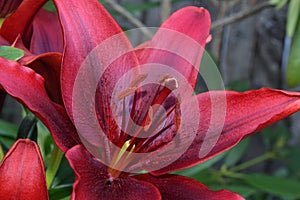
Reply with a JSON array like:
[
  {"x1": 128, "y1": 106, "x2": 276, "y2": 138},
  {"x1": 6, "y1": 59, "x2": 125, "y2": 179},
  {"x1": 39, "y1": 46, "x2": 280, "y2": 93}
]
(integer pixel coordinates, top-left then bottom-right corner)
[
  {"x1": 0, "y1": 0, "x2": 47, "y2": 44},
  {"x1": 66, "y1": 145, "x2": 161, "y2": 200},
  {"x1": 153, "y1": 88, "x2": 300, "y2": 175},
  {"x1": 53, "y1": 0, "x2": 138, "y2": 120},
  {"x1": 0, "y1": 57, "x2": 79, "y2": 151},
  {"x1": 136, "y1": 6, "x2": 211, "y2": 89},
  {"x1": 29, "y1": 9, "x2": 63, "y2": 54},
  {"x1": 134, "y1": 174, "x2": 244, "y2": 200},
  {"x1": 0, "y1": 139, "x2": 48, "y2": 200}
]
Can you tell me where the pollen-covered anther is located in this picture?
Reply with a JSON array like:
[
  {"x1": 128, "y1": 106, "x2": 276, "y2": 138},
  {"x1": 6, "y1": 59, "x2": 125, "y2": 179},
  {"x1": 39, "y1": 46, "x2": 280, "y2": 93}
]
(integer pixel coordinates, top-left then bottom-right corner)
[
  {"x1": 174, "y1": 96, "x2": 181, "y2": 132},
  {"x1": 158, "y1": 74, "x2": 171, "y2": 84},
  {"x1": 117, "y1": 87, "x2": 137, "y2": 100},
  {"x1": 129, "y1": 73, "x2": 148, "y2": 87},
  {"x1": 164, "y1": 77, "x2": 178, "y2": 91}
]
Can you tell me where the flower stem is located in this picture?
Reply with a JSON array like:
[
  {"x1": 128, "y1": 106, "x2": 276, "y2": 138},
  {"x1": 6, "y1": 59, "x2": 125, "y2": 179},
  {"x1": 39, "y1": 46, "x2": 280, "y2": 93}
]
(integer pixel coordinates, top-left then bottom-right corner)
[
  {"x1": 46, "y1": 144, "x2": 64, "y2": 188},
  {"x1": 230, "y1": 152, "x2": 276, "y2": 172},
  {"x1": 0, "y1": 144, "x2": 4, "y2": 162}
]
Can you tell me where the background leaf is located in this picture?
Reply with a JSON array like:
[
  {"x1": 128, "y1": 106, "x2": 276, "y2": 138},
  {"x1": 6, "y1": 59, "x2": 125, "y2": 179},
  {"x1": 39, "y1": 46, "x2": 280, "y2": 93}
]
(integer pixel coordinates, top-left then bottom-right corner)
[
  {"x1": 243, "y1": 174, "x2": 300, "y2": 199},
  {"x1": 0, "y1": 46, "x2": 24, "y2": 61}
]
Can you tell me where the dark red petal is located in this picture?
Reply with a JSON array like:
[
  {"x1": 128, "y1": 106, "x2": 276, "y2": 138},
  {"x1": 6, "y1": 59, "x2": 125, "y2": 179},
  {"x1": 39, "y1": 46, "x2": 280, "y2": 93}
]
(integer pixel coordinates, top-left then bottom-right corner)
[
  {"x1": 0, "y1": 0, "x2": 23, "y2": 18},
  {"x1": 3, "y1": 36, "x2": 64, "y2": 105},
  {"x1": 0, "y1": 0, "x2": 47, "y2": 43},
  {"x1": 153, "y1": 88, "x2": 300, "y2": 175},
  {"x1": 29, "y1": 9, "x2": 63, "y2": 54},
  {"x1": 53, "y1": 0, "x2": 138, "y2": 120},
  {"x1": 66, "y1": 145, "x2": 161, "y2": 200},
  {"x1": 136, "y1": 6, "x2": 211, "y2": 89},
  {"x1": 23, "y1": 52, "x2": 64, "y2": 105},
  {"x1": 0, "y1": 57, "x2": 79, "y2": 151},
  {"x1": 0, "y1": 139, "x2": 49, "y2": 200},
  {"x1": 134, "y1": 174, "x2": 244, "y2": 200}
]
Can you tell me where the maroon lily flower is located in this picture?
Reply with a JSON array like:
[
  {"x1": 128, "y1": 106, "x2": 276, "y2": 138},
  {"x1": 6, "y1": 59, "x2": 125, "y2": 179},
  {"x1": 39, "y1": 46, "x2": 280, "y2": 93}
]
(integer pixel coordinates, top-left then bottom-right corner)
[
  {"x1": 0, "y1": 139, "x2": 48, "y2": 199},
  {"x1": 0, "y1": 0, "x2": 300, "y2": 199},
  {"x1": 51, "y1": 0, "x2": 300, "y2": 199}
]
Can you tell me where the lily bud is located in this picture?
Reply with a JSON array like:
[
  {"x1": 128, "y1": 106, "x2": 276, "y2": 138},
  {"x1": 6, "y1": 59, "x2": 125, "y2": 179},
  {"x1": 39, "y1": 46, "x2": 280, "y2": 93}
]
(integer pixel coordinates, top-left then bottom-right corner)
[{"x1": 0, "y1": 0, "x2": 23, "y2": 18}]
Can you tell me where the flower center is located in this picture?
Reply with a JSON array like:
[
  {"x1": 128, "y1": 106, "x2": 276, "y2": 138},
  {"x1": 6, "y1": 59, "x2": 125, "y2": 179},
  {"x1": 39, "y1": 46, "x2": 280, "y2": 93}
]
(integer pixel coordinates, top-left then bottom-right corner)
[{"x1": 108, "y1": 73, "x2": 181, "y2": 178}]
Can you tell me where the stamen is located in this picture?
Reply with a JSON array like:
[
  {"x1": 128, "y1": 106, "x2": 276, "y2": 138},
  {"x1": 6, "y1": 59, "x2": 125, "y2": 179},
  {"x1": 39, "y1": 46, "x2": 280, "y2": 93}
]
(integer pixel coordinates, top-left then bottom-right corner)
[
  {"x1": 117, "y1": 87, "x2": 137, "y2": 100},
  {"x1": 129, "y1": 73, "x2": 148, "y2": 87},
  {"x1": 174, "y1": 96, "x2": 181, "y2": 132},
  {"x1": 111, "y1": 140, "x2": 135, "y2": 171},
  {"x1": 158, "y1": 74, "x2": 171, "y2": 84},
  {"x1": 164, "y1": 78, "x2": 178, "y2": 91}
]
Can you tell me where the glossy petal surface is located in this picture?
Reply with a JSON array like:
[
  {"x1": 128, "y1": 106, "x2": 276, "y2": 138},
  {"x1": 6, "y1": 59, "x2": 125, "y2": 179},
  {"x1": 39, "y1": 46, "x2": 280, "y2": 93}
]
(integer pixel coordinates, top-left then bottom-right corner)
[
  {"x1": 134, "y1": 174, "x2": 244, "y2": 200},
  {"x1": 0, "y1": 58, "x2": 79, "y2": 151},
  {"x1": 29, "y1": 9, "x2": 63, "y2": 54},
  {"x1": 0, "y1": 139, "x2": 48, "y2": 200},
  {"x1": 66, "y1": 145, "x2": 161, "y2": 200},
  {"x1": 53, "y1": 0, "x2": 138, "y2": 120},
  {"x1": 0, "y1": 0, "x2": 47, "y2": 44},
  {"x1": 153, "y1": 88, "x2": 300, "y2": 175},
  {"x1": 136, "y1": 6, "x2": 211, "y2": 89}
]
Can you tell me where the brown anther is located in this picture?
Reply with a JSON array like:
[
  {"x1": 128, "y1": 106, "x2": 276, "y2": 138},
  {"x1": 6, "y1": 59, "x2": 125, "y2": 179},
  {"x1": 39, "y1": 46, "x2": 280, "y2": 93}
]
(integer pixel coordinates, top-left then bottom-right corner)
[
  {"x1": 164, "y1": 78, "x2": 178, "y2": 91},
  {"x1": 174, "y1": 97, "x2": 181, "y2": 132},
  {"x1": 117, "y1": 87, "x2": 137, "y2": 100},
  {"x1": 158, "y1": 74, "x2": 171, "y2": 84},
  {"x1": 129, "y1": 73, "x2": 148, "y2": 87}
]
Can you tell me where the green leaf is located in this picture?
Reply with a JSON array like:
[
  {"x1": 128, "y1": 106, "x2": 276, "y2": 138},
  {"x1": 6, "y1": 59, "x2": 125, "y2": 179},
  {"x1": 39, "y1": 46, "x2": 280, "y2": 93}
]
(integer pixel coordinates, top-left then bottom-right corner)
[
  {"x1": 48, "y1": 184, "x2": 72, "y2": 200},
  {"x1": 0, "y1": 46, "x2": 24, "y2": 61},
  {"x1": 225, "y1": 138, "x2": 249, "y2": 167},
  {"x1": 0, "y1": 119, "x2": 18, "y2": 149},
  {"x1": 284, "y1": 147, "x2": 300, "y2": 177},
  {"x1": 287, "y1": 16, "x2": 300, "y2": 87},
  {"x1": 0, "y1": 144, "x2": 4, "y2": 162},
  {"x1": 225, "y1": 80, "x2": 251, "y2": 92},
  {"x1": 17, "y1": 113, "x2": 38, "y2": 141},
  {"x1": 243, "y1": 174, "x2": 300, "y2": 199},
  {"x1": 51, "y1": 157, "x2": 74, "y2": 187},
  {"x1": 43, "y1": 0, "x2": 57, "y2": 13},
  {"x1": 269, "y1": 0, "x2": 288, "y2": 9},
  {"x1": 0, "y1": 119, "x2": 18, "y2": 138},
  {"x1": 173, "y1": 152, "x2": 227, "y2": 177},
  {"x1": 287, "y1": 0, "x2": 300, "y2": 37}
]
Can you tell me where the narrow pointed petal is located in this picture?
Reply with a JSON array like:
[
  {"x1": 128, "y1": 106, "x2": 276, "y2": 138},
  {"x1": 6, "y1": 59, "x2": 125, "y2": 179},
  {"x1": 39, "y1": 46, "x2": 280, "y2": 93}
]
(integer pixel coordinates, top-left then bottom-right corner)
[
  {"x1": 153, "y1": 88, "x2": 300, "y2": 175},
  {"x1": 136, "y1": 6, "x2": 211, "y2": 89},
  {"x1": 134, "y1": 174, "x2": 244, "y2": 200},
  {"x1": 0, "y1": 58, "x2": 79, "y2": 151},
  {"x1": 0, "y1": 139, "x2": 48, "y2": 200},
  {"x1": 66, "y1": 145, "x2": 161, "y2": 200},
  {"x1": 0, "y1": 0, "x2": 47, "y2": 44},
  {"x1": 53, "y1": 0, "x2": 138, "y2": 119}
]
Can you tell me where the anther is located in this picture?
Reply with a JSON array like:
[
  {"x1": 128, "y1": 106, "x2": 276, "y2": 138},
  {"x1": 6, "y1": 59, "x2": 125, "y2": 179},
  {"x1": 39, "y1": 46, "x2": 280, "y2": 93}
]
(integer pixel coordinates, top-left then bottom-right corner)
[
  {"x1": 158, "y1": 74, "x2": 171, "y2": 84},
  {"x1": 164, "y1": 77, "x2": 178, "y2": 91},
  {"x1": 129, "y1": 73, "x2": 148, "y2": 87},
  {"x1": 117, "y1": 87, "x2": 137, "y2": 100},
  {"x1": 174, "y1": 96, "x2": 181, "y2": 132}
]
